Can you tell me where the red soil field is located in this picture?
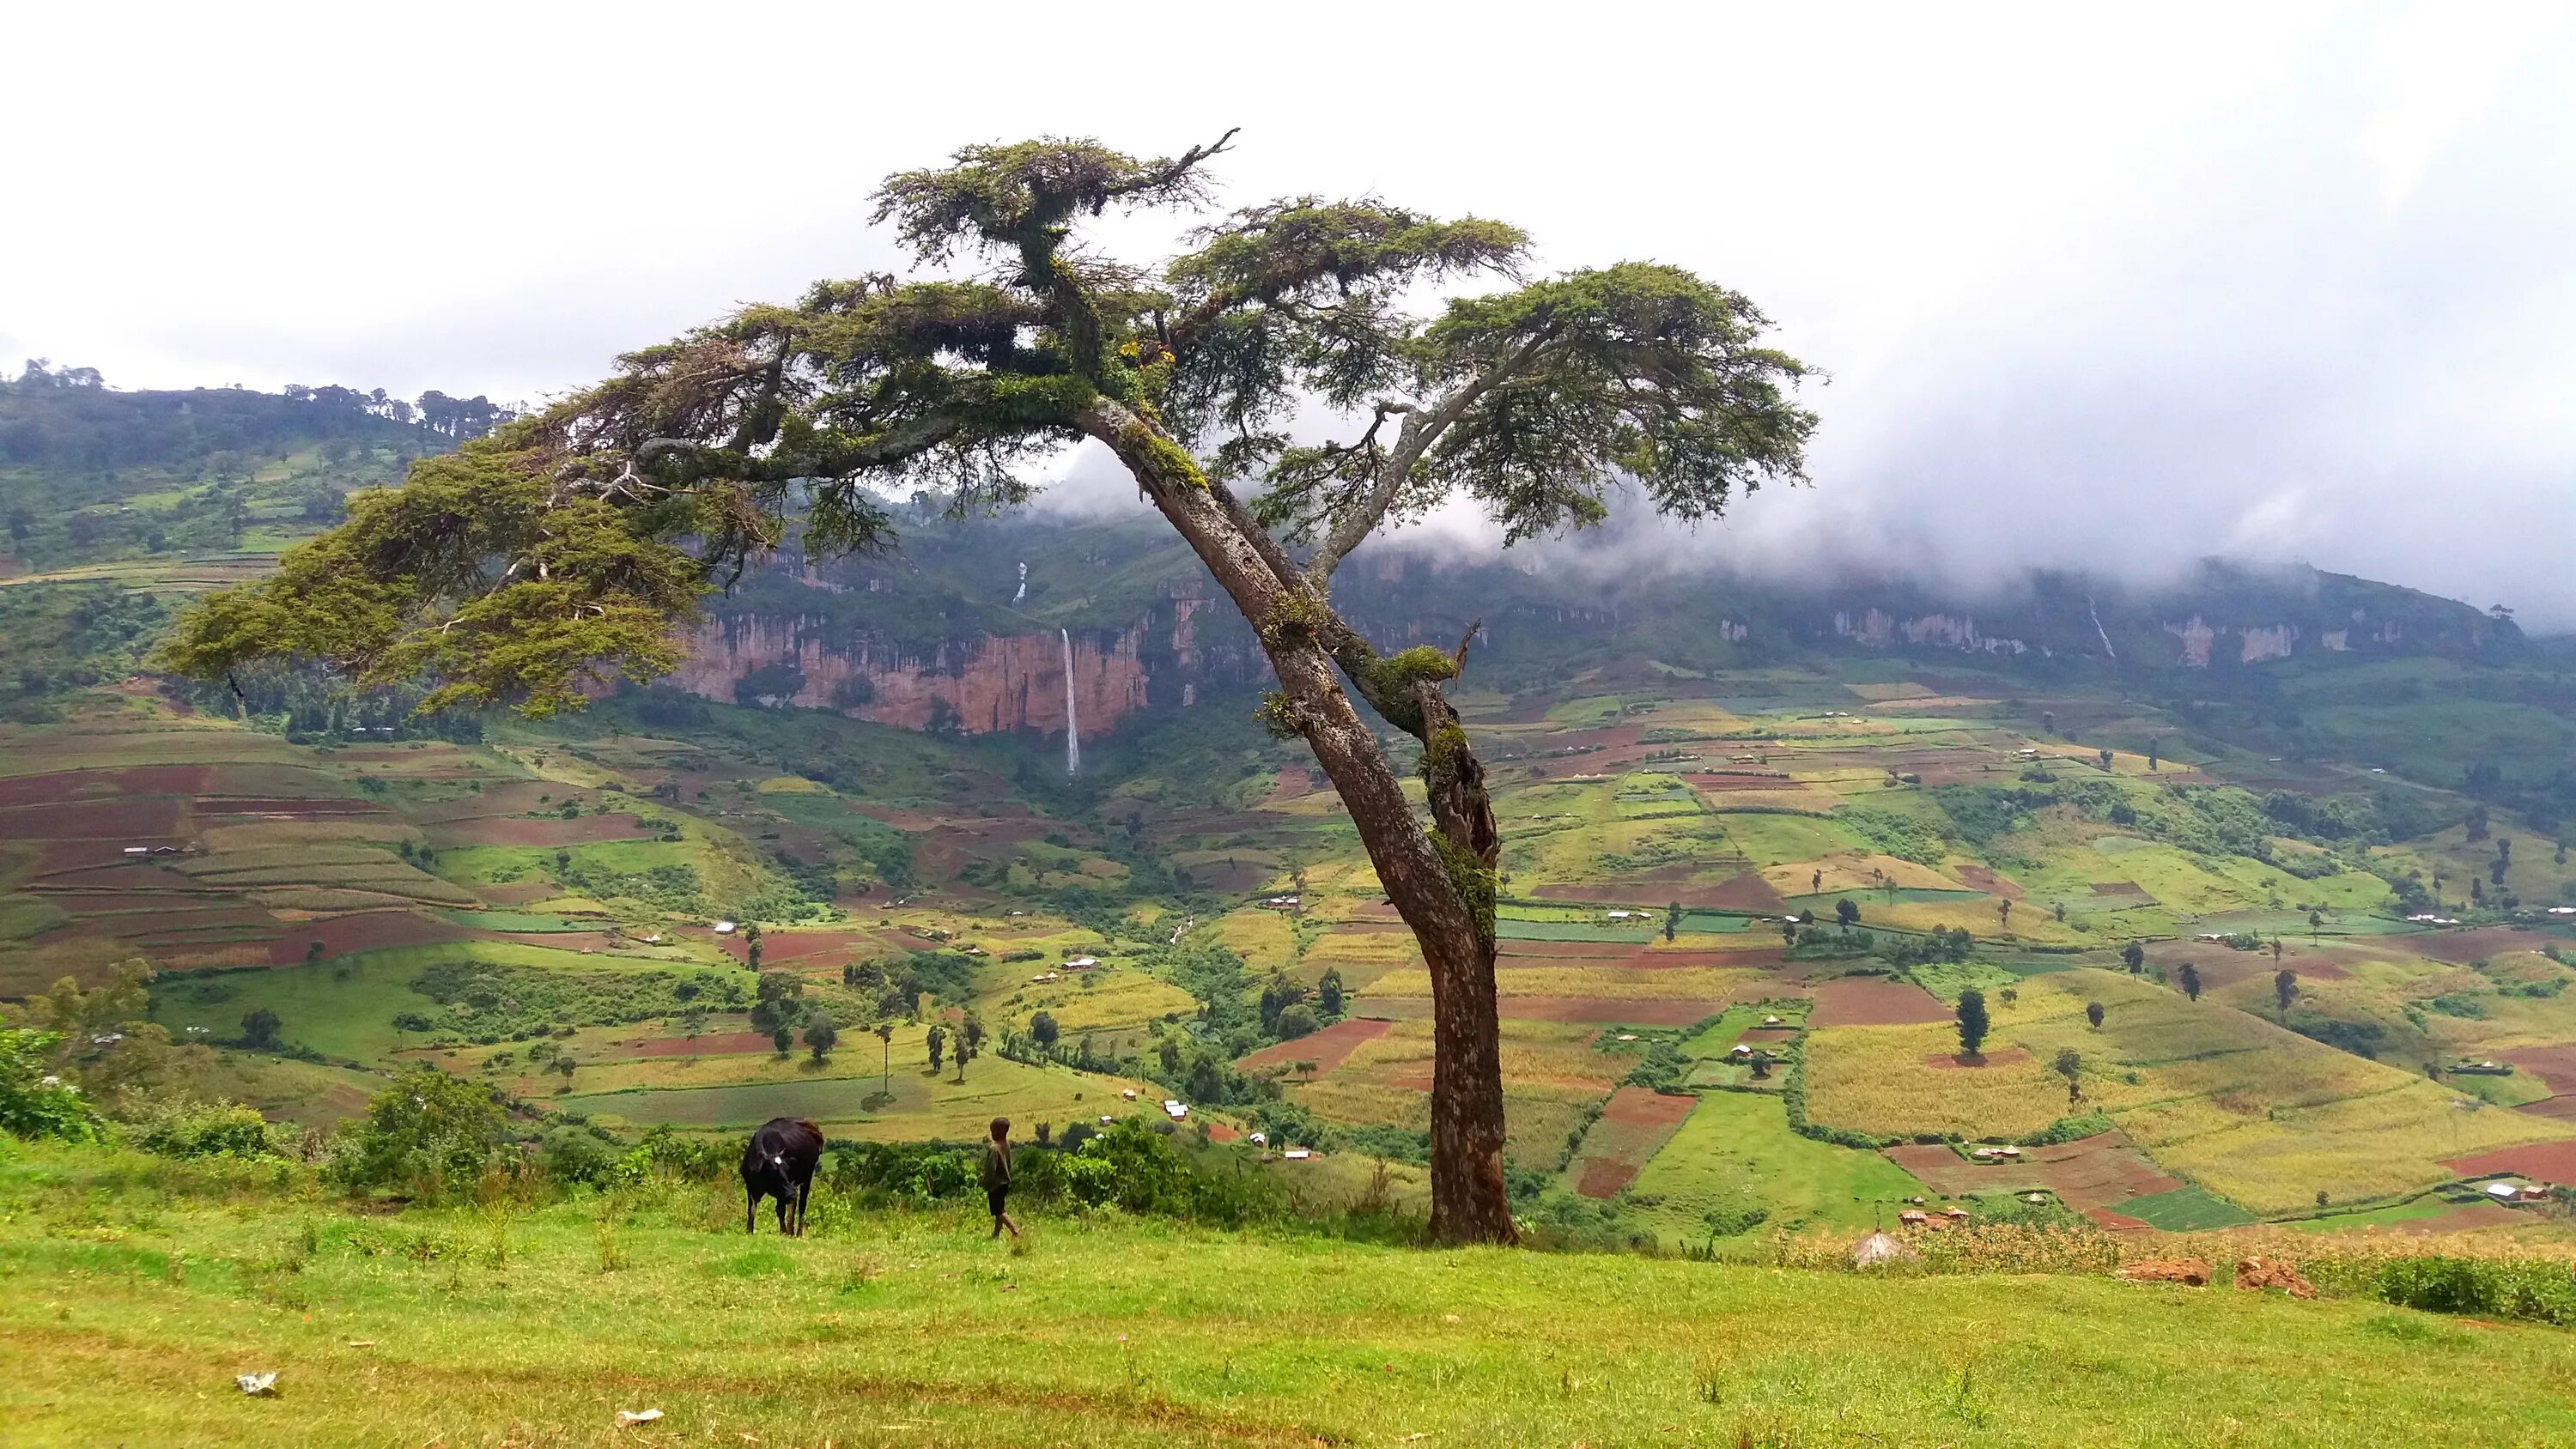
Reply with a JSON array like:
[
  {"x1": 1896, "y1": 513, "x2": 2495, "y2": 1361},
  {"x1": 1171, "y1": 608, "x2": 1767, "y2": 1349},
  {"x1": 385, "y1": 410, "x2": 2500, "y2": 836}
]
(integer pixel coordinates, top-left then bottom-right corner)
[
  {"x1": 719, "y1": 929, "x2": 902, "y2": 964},
  {"x1": 2500, "y1": 1046, "x2": 2576, "y2": 1096},
  {"x1": 1886, "y1": 1131, "x2": 2181, "y2": 1212},
  {"x1": 1576, "y1": 1159, "x2": 1640, "y2": 1198},
  {"x1": 2515, "y1": 1096, "x2": 2576, "y2": 1121},
  {"x1": 1237, "y1": 1016, "x2": 1389, "y2": 1076},
  {"x1": 0, "y1": 765, "x2": 211, "y2": 806},
  {"x1": 1571, "y1": 1087, "x2": 1698, "y2": 1198},
  {"x1": 19, "y1": 843, "x2": 187, "y2": 874},
  {"x1": 2413, "y1": 928, "x2": 2569, "y2": 965},
  {"x1": 2444, "y1": 1140, "x2": 2576, "y2": 1185},
  {"x1": 1953, "y1": 865, "x2": 2020, "y2": 899},
  {"x1": 1599, "y1": 1085, "x2": 1694, "y2": 1127},
  {"x1": 1524, "y1": 872, "x2": 1783, "y2": 912},
  {"x1": 3, "y1": 797, "x2": 185, "y2": 839},
  {"x1": 261, "y1": 911, "x2": 462, "y2": 964},
  {"x1": 1807, "y1": 975, "x2": 1951, "y2": 1027}
]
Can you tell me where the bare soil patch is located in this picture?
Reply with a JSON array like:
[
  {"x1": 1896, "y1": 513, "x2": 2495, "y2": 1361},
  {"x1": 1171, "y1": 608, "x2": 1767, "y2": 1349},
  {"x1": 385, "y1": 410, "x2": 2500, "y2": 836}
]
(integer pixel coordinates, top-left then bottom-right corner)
[
  {"x1": 1237, "y1": 1017, "x2": 1390, "y2": 1076},
  {"x1": 4, "y1": 797, "x2": 185, "y2": 840},
  {"x1": 1575, "y1": 1158, "x2": 1640, "y2": 1198},
  {"x1": 2500, "y1": 1046, "x2": 2576, "y2": 1097},
  {"x1": 262, "y1": 911, "x2": 462, "y2": 964},
  {"x1": 1808, "y1": 975, "x2": 1951, "y2": 1027},
  {"x1": 2443, "y1": 1140, "x2": 2576, "y2": 1184},
  {"x1": 1954, "y1": 865, "x2": 2020, "y2": 899},
  {"x1": 1599, "y1": 1086, "x2": 1694, "y2": 1127},
  {"x1": 2414, "y1": 928, "x2": 2569, "y2": 965},
  {"x1": 1886, "y1": 1131, "x2": 2181, "y2": 1211},
  {"x1": 2089, "y1": 881, "x2": 2151, "y2": 898}
]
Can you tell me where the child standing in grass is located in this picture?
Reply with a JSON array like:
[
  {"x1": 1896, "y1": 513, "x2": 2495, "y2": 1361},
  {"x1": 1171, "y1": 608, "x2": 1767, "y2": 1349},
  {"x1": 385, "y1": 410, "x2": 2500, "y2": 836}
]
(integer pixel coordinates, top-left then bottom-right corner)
[{"x1": 981, "y1": 1116, "x2": 1021, "y2": 1240}]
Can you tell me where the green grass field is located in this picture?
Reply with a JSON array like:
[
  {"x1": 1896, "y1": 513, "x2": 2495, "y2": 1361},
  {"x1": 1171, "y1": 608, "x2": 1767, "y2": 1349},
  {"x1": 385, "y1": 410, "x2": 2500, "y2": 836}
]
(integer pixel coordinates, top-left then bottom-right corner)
[
  {"x1": 1624, "y1": 1093, "x2": 1928, "y2": 1248},
  {"x1": 5, "y1": 1149, "x2": 2573, "y2": 1447}
]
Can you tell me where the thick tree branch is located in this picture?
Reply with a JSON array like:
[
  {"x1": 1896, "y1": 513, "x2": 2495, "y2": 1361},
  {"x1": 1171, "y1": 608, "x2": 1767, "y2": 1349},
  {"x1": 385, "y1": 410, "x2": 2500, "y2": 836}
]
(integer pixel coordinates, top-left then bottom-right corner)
[{"x1": 1302, "y1": 327, "x2": 1556, "y2": 586}]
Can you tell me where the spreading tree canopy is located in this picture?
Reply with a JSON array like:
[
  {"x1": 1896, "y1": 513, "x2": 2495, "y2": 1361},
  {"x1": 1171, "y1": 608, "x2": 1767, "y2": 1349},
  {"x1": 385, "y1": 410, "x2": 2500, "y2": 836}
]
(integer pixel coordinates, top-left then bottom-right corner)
[{"x1": 158, "y1": 132, "x2": 1816, "y2": 1243}]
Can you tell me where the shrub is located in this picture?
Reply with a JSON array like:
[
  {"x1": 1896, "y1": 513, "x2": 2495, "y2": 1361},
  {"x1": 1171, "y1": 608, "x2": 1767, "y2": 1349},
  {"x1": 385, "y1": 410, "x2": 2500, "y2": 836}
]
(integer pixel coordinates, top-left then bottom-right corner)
[
  {"x1": 128, "y1": 1100, "x2": 278, "y2": 1158},
  {"x1": 0, "y1": 1030, "x2": 100, "y2": 1143},
  {"x1": 328, "y1": 1065, "x2": 504, "y2": 1200}
]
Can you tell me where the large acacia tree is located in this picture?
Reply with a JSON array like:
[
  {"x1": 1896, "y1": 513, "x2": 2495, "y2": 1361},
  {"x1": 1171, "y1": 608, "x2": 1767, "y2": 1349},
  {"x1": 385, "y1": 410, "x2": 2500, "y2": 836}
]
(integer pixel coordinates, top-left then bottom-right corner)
[{"x1": 161, "y1": 134, "x2": 1816, "y2": 1243}]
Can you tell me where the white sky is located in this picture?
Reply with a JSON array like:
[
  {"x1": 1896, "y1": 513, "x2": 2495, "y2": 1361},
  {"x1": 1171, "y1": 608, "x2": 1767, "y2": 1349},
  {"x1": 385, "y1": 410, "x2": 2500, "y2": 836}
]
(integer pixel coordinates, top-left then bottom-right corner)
[{"x1": 7, "y1": 2, "x2": 2574, "y2": 623}]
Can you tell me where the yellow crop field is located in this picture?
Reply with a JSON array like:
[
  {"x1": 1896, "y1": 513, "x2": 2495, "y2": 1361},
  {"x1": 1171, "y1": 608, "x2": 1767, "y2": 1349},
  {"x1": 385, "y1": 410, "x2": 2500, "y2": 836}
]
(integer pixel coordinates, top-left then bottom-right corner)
[
  {"x1": 1364, "y1": 966, "x2": 1759, "y2": 1001},
  {"x1": 1340, "y1": 1019, "x2": 1636, "y2": 1094},
  {"x1": 1802, "y1": 968, "x2": 2576, "y2": 1216},
  {"x1": 1761, "y1": 854, "x2": 1964, "y2": 894},
  {"x1": 1208, "y1": 907, "x2": 1297, "y2": 973},
  {"x1": 990, "y1": 967, "x2": 1196, "y2": 1033},
  {"x1": 1801, "y1": 1022, "x2": 2068, "y2": 1140}
]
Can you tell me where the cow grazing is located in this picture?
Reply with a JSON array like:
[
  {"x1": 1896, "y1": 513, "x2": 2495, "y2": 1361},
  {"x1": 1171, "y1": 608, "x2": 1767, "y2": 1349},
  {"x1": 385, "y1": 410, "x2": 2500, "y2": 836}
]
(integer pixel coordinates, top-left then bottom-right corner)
[{"x1": 741, "y1": 1117, "x2": 823, "y2": 1235}]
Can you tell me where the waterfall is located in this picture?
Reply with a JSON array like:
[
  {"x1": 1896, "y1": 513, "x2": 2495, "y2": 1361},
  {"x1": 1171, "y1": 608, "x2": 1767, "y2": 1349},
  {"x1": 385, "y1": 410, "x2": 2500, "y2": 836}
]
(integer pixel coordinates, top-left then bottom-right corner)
[
  {"x1": 1060, "y1": 629, "x2": 1081, "y2": 776},
  {"x1": 1012, "y1": 561, "x2": 1027, "y2": 604}
]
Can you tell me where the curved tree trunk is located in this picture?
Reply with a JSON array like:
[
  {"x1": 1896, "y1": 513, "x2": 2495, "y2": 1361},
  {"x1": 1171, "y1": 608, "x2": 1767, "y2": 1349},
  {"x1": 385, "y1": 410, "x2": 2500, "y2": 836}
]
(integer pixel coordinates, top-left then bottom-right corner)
[{"x1": 1082, "y1": 398, "x2": 1517, "y2": 1245}]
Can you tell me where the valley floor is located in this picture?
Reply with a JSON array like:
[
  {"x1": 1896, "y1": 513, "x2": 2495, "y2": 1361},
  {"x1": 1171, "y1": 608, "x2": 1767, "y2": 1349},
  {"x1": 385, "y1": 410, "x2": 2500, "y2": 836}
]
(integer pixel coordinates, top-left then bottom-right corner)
[{"x1": 3, "y1": 1179, "x2": 2573, "y2": 1447}]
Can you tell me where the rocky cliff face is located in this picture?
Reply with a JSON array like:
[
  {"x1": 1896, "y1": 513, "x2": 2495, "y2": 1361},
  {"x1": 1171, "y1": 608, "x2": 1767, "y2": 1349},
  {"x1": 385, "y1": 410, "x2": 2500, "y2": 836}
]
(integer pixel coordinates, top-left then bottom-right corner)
[
  {"x1": 659, "y1": 523, "x2": 2523, "y2": 740},
  {"x1": 669, "y1": 588, "x2": 1262, "y2": 738}
]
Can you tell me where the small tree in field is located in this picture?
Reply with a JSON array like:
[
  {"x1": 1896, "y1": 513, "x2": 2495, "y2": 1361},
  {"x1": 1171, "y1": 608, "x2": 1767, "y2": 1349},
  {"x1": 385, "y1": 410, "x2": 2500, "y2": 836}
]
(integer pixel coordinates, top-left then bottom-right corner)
[
  {"x1": 2275, "y1": 969, "x2": 2299, "y2": 1018},
  {"x1": 2179, "y1": 962, "x2": 2202, "y2": 1002},
  {"x1": 239, "y1": 1007, "x2": 283, "y2": 1050},
  {"x1": 1955, "y1": 990, "x2": 1990, "y2": 1059},
  {"x1": 1030, "y1": 1010, "x2": 1060, "y2": 1051},
  {"x1": 803, "y1": 1013, "x2": 838, "y2": 1064},
  {"x1": 926, "y1": 1023, "x2": 946, "y2": 1075},
  {"x1": 2120, "y1": 942, "x2": 2145, "y2": 974},
  {"x1": 957, "y1": 1015, "x2": 985, "y2": 1082},
  {"x1": 2098, "y1": 749, "x2": 2113, "y2": 771},
  {"x1": 1664, "y1": 901, "x2": 1682, "y2": 943},
  {"x1": 2052, "y1": 1047, "x2": 2082, "y2": 1104},
  {"x1": 2085, "y1": 1000, "x2": 2105, "y2": 1030},
  {"x1": 1996, "y1": 899, "x2": 2013, "y2": 930},
  {"x1": 1835, "y1": 898, "x2": 1861, "y2": 930},
  {"x1": 152, "y1": 132, "x2": 1816, "y2": 1246},
  {"x1": 873, "y1": 1020, "x2": 894, "y2": 1097}
]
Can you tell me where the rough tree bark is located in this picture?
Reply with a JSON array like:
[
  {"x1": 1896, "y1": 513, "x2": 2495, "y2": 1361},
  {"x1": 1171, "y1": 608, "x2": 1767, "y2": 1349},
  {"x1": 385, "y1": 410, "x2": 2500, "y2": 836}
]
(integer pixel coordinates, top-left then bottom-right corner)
[{"x1": 1082, "y1": 397, "x2": 1517, "y2": 1246}]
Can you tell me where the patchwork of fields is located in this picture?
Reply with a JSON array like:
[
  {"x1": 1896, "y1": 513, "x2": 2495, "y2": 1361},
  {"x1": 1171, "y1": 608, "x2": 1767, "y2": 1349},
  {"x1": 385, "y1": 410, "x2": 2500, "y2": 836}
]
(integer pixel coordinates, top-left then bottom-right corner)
[{"x1": 7, "y1": 641, "x2": 2576, "y2": 1246}]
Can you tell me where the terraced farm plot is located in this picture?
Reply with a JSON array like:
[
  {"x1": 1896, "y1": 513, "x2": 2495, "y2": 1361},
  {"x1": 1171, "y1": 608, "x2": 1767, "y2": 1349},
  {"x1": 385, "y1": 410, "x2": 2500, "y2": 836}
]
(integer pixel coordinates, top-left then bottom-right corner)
[
  {"x1": 1806, "y1": 968, "x2": 2576, "y2": 1215},
  {"x1": 1362, "y1": 964, "x2": 1759, "y2": 1002},
  {"x1": 1625, "y1": 1092, "x2": 1928, "y2": 1246},
  {"x1": 1566, "y1": 1087, "x2": 1695, "y2": 1197}
]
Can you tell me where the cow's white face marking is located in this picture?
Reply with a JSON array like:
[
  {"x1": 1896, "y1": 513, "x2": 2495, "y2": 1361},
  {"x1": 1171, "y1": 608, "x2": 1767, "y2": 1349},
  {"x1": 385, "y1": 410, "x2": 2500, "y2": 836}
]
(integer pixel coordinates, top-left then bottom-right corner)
[{"x1": 771, "y1": 1155, "x2": 784, "y2": 1167}]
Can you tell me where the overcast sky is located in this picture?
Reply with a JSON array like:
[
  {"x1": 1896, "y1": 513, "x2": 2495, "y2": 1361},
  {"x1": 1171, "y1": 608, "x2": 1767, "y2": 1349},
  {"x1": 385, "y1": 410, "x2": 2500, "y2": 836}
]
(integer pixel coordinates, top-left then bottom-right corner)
[{"x1": 8, "y1": 3, "x2": 2573, "y2": 625}]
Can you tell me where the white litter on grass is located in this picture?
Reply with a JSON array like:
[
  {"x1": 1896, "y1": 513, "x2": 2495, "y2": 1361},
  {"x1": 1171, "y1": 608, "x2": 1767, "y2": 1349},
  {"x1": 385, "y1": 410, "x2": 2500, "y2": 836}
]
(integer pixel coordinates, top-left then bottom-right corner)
[
  {"x1": 614, "y1": 1408, "x2": 663, "y2": 1427},
  {"x1": 235, "y1": 1372, "x2": 278, "y2": 1396}
]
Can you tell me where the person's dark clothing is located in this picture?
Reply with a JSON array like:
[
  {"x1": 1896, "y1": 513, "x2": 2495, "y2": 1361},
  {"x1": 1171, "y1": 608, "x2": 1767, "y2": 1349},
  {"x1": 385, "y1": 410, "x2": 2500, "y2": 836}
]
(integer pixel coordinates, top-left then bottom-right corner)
[{"x1": 981, "y1": 1140, "x2": 1012, "y2": 1217}]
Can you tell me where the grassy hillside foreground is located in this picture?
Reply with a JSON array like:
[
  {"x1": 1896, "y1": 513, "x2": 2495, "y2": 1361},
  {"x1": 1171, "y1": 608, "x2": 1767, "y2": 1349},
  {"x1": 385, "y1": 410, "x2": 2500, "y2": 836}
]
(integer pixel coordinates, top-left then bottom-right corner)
[{"x1": 5, "y1": 1154, "x2": 2575, "y2": 1446}]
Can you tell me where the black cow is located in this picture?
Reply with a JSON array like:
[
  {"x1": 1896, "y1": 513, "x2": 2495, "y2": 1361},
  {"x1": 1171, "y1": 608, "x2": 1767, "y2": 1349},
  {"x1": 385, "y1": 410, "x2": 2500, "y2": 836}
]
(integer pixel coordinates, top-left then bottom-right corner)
[{"x1": 741, "y1": 1117, "x2": 823, "y2": 1235}]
